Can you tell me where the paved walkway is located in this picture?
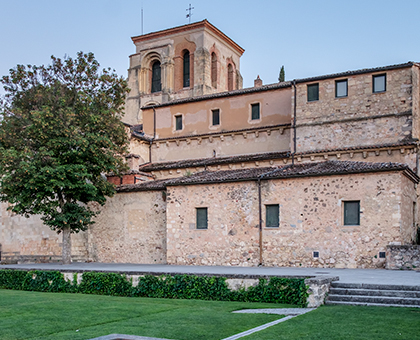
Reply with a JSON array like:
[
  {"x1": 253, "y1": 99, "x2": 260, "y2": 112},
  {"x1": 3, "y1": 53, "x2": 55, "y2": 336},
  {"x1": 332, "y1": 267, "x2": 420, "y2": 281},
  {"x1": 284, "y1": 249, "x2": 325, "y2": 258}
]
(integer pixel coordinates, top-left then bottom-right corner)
[{"x1": 2, "y1": 263, "x2": 420, "y2": 286}]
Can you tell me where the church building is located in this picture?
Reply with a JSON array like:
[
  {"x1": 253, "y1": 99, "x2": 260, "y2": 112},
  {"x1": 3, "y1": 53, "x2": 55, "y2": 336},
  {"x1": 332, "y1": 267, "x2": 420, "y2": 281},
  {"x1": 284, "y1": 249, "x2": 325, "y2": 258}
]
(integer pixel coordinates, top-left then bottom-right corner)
[{"x1": 1, "y1": 20, "x2": 419, "y2": 269}]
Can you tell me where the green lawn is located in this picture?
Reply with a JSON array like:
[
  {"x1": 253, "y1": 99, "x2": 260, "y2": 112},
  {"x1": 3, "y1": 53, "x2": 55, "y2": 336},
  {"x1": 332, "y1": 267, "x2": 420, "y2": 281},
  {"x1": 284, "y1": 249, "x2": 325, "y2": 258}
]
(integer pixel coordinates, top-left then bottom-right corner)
[
  {"x1": 245, "y1": 304, "x2": 420, "y2": 340},
  {"x1": 1, "y1": 290, "x2": 419, "y2": 340},
  {"x1": 0, "y1": 289, "x2": 287, "y2": 340}
]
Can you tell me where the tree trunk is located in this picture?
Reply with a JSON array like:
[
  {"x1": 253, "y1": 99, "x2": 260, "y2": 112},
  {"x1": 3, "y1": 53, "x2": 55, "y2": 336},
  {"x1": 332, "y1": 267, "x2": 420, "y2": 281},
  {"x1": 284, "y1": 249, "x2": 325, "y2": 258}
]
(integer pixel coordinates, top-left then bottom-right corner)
[{"x1": 62, "y1": 226, "x2": 72, "y2": 264}]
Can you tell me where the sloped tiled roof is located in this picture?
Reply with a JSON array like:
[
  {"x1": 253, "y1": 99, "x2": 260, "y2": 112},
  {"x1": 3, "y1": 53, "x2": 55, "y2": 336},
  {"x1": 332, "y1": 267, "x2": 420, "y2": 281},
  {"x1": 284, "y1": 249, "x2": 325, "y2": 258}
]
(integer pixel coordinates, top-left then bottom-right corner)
[
  {"x1": 139, "y1": 151, "x2": 290, "y2": 171},
  {"x1": 164, "y1": 161, "x2": 418, "y2": 186},
  {"x1": 118, "y1": 160, "x2": 418, "y2": 192}
]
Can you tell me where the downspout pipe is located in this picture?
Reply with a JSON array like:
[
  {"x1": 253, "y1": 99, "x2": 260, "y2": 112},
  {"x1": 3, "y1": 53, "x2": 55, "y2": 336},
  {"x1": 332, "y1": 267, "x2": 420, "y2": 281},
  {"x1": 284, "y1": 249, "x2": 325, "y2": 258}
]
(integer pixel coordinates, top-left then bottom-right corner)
[
  {"x1": 292, "y1": 80, "x2": 297, "y2": 166},
  {"x1": 256, "y1": 167, "x2": 283, "y2": 267},
  {"x1": 149, "y1": 106, "x2": 157, "y2": 163}
]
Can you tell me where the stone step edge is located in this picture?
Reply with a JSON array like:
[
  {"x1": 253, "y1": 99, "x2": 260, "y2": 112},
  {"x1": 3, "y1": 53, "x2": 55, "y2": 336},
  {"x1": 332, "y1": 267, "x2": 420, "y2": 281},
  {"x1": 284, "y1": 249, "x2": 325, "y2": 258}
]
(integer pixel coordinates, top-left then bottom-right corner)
[
  {"x1": 329, "y1": 288, "x2": 420, "y2": 296},
  {"x1": 331, "y1": 282, "x2": 420, "y2": 291},
  {"x1": 325, "y1": 300, "x2": 420, "y2": 308},
  {"x1": 327, "y1": 295, "x2": 420, "y2": 304}
]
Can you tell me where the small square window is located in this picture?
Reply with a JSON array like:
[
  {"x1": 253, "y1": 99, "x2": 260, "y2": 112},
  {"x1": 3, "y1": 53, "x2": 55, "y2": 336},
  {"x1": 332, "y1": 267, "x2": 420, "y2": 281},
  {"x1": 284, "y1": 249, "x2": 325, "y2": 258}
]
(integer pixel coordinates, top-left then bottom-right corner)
[
  {"x1": 373, "y1": 74, "x2": 386, "y2": 93},
  {"x1": 343, "y1": 201, "x2": 360, "y2": 226},
  {"x1": 313, "y1": 251, "x2": 319, "y2": 258},
  {"x1": 175, "y1": 115, "x2": 182, "y2": 131},
  {"x1": 379, "y1": 252, "x2": 386, "y2": 259},
  {"x1": 251, "y1": 103, "x2": 260, "y2": 120},
  {"x1": 307, "y1": 83, "x2": 319, "y2": 102},
  {"x1": 212, "y1": 109, "x2": 220, "y2": 126},
  {"x1": 335, "y1": 79, "x2": 348, "y2": 98},
  {"x1": 196, "y1": 207, "x2": 208, "y2": 229},
  {"x1": 266, "y1": 204, "x2": 279, "y2": 228}
]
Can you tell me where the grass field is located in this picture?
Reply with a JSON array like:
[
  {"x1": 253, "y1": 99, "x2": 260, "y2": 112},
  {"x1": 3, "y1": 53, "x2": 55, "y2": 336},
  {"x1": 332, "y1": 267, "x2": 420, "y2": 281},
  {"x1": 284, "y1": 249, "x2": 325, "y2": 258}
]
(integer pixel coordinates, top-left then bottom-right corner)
[{"x1": 1, "y1": 289, "x2": 419, "y2": 340}]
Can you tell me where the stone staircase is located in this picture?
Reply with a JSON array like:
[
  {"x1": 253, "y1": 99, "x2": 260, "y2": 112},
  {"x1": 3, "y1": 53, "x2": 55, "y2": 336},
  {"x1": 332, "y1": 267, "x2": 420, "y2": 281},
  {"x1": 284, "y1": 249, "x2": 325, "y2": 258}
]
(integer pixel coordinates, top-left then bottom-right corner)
[{"x1": 326, "y1": 282, "x2": 420, "y2": 308}]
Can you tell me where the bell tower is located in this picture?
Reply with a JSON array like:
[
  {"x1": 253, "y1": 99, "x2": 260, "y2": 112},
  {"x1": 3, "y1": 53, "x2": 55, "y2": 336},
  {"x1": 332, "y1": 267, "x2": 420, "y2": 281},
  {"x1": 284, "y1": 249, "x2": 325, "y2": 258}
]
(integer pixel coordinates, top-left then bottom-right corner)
[{"x1": 124, "y1": 20, "x2": 244, "y2": 125}]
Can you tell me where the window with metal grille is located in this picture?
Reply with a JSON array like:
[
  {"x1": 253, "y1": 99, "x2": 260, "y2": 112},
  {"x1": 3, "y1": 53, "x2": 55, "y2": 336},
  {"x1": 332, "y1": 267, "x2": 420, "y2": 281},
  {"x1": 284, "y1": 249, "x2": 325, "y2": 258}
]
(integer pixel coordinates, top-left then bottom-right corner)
[
  {"x1": 151, "y1": 61, "x2": 161, "y2": 93},
  {"x1": 335, "y1": 79, "x2": 348, "y2": 98},
  {"x1": 307, "y1": 83, "x2": 319, "y2": 102},
  {"x1": 196, "y1": 207, "x2": 208, "y2": 229},
  {"x1": 183, "y1": 51, "x2": 190, "y2": 88},
  {"x1": 266, "y1": 204, "x2": 279, "y2": 228},
  {"x1": 175, "y1": 115, "x2": 182, "y2": 131},
  {"x1": 212, "y1": 109, "x2": 220, "y2": 126},
  {"x1": 251, "y1": 103, "x2": 260, "y2": 120},
  {"x1": 373, "y1": 74, "x2": 386, "y2": 93},
  {"x1": 344, "y1": 201, "x2": 360, "y2": 225}
]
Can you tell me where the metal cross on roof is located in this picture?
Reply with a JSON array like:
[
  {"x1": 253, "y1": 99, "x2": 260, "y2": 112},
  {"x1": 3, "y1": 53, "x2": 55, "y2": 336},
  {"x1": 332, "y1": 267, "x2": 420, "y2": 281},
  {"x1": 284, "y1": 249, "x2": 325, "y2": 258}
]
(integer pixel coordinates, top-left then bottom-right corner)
[{"x1": 186, "y1": 4, "x2": 194, "y2": 24}]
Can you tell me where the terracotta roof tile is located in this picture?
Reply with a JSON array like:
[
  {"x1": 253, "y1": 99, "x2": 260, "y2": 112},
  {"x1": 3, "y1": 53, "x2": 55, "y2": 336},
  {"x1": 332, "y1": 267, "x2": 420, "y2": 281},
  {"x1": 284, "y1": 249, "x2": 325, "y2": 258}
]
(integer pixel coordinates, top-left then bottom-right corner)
[{"x1": 139, "y1": 151, "x2": 290, "y2": 171}]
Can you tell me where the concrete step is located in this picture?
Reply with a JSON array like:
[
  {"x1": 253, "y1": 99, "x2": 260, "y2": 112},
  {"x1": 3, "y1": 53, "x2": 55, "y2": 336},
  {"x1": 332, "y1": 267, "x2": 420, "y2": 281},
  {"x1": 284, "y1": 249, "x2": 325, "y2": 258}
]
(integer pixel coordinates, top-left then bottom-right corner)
[
  {"x1": 330, "y1": 282, "x2": 420, "y2": 291},
  {"x1": 327, "y1": 282, "x2": 420, "y2": 307},
  {"x1": 327, "y1": 294, "x2": 420, "y2": 306},
  {"x1": 325, "y1": 300, "x2": 420, "y2": 308},
  {"x1": 329, "y1": 288, "x2": 420, "y2": 298}
]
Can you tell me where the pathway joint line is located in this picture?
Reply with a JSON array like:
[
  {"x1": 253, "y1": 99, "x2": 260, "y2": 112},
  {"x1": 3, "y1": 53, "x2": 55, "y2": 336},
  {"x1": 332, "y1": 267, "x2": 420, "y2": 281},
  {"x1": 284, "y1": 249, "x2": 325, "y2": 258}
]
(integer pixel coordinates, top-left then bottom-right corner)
[{"x1": 221, "y1": 316, "x2": 295, "y2": 340}]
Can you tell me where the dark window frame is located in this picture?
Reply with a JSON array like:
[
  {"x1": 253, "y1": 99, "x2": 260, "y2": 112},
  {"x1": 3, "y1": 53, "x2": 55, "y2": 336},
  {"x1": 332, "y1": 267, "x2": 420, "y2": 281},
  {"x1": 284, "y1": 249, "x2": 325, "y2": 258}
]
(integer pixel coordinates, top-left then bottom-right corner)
[
  {"x1": 183, "y1": 51, "x2": 190, "y2": 88},
  {"x1": 151, "y1": 60, "x2": 162, "y2": 93},
  {"x1": 307, "y1": 83, "x2": 319, "y2": 102},
  {"x1": 265, "y1": 204, "x2": 280, "y2": 228},
  {"x1": 196, "y1": 207, "x2": 208, "y2": 229},
  {"x1": 372, "y1": 74, "x2": 386, "y2": 93},
  {"x1": 175, "y1": 115, "x2": 183, "y2": 131},
  {"x1": 251, "y1": 103, "x2": 260, "y2": 120},
  {"x1": 212, "y1": 109, "x2": 220, "y2": 126},
  {"x1": 335, "y1": 79, "x2": 348, "y2": 98},
  {"x1": 343, "y1": 201, "x2": 360, "y2": 226}
]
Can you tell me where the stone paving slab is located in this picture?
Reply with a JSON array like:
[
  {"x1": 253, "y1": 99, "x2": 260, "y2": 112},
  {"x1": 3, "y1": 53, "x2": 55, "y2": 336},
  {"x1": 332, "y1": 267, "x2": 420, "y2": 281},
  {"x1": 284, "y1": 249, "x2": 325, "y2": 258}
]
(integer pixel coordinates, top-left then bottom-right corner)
[
  {"x1": 232, "y1": 308, "x2": 316, "y2": 315},
  {"x1": 1, "y1": 263, "x2": 420, "y2": 286}
]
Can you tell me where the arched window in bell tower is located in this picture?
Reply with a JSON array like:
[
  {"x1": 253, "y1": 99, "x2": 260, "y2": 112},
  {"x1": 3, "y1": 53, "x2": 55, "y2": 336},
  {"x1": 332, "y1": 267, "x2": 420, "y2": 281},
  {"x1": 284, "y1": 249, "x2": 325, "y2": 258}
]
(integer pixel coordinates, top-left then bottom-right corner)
[
  {"x1": 183, "y1": 51, "x2": 190, "y2": 88},
  {"x1": 228, "y1": 63, "x2": 234, "y2": 91},
  {"x1": 211, "y1": 53, "x2": 217, "y2": 88},
  {"x1": 151, "y1": 61, "x2": 161, "y2": 93}
]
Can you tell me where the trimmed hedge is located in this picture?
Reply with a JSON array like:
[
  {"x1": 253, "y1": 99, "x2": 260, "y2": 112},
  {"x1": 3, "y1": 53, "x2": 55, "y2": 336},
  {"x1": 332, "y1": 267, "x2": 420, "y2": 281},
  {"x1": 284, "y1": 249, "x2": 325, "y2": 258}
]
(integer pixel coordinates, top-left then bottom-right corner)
[{"x1": 0, "y1": 269, "x2": 308, "y2": 307}]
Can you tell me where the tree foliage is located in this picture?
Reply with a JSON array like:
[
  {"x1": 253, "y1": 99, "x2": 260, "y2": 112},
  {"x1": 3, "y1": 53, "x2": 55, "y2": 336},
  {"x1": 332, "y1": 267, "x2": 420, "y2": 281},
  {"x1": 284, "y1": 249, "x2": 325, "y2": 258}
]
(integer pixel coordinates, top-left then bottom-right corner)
[
  {"x1": 0, "y1": 52, "x2": 129, "y2": 241},
  {"x1": 279, "y1": 65, "x2": 285, "y2": 82}
]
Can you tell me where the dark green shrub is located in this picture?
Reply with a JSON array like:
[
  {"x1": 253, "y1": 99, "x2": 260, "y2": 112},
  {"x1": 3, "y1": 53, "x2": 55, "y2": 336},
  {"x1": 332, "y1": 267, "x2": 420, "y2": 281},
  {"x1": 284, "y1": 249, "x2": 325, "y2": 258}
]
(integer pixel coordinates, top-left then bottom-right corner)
[
  {"x1": 22, "y1": 270, "x2": 75, "y2": 293},
  {"x1": 78, "y1": 272, "x2": 133, "y2": 296},
  {"x1": 0, "y1": 269, "x2": 27, "y2": 289}
]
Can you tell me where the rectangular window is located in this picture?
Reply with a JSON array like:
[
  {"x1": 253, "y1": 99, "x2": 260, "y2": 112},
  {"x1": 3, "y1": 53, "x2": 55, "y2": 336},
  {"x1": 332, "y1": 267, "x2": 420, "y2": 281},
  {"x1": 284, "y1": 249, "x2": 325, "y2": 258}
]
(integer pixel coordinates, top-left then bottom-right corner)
[
  {"x1": 307, "y1": 83, "x2": 319, "y2": 102},
  {"x1": 266, "y1": 204, "x2": 279, "y2": 228},
  {"x1": 251, "y1": 103, "x2": 260, "y2": 120},
  {"x1": 335, "y1": 79, "x2": 348, "y2": 98},
  {"x1": 343, "y1": 201, "x2": 360, "y2": 225},
  {"x1": 175, "y1": 115, "x2": 182, "y2": 131},
  {"x1": 373, "y1": 74, "x2": 386, "y2": 93},
  {"x1": 212, "y1": 109, "x2": 220, "y2": 126},
  {"x1": 196, "y1": 207, "x2": 208, "y2": 229}
]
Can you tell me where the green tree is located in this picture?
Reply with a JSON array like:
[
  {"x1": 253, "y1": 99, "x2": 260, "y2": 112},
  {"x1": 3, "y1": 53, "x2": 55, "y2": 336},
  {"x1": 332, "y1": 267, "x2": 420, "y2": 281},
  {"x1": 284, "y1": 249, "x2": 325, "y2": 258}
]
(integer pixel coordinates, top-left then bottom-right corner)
[
  {"x1": 0, "y1": 52, "x2": 129, "y2": 264},
  {"x1": 278, "y1": 65, "x2": 285, "y2": 82}
]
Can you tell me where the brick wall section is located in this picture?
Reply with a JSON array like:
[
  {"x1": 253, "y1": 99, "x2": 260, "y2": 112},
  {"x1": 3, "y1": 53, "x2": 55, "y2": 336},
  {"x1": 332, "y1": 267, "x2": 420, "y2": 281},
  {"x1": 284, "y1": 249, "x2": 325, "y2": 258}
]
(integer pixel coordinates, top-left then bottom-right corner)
[
  {"x1": 166, "y1": 171, "x2": 414, "y2": 268},
  {"x1": 88, "y1": 191, "x2": 167, "y2": 263},
  {"x1": 400, "y1": 174, "x2": 418, "y2": 244}
]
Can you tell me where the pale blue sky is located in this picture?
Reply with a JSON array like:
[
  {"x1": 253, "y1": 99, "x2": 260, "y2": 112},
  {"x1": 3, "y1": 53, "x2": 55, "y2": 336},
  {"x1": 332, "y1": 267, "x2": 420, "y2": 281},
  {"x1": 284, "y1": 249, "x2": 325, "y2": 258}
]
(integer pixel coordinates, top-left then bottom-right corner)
[{"x1": 1, "y1": 0, "x2": 419, "y2": 94}]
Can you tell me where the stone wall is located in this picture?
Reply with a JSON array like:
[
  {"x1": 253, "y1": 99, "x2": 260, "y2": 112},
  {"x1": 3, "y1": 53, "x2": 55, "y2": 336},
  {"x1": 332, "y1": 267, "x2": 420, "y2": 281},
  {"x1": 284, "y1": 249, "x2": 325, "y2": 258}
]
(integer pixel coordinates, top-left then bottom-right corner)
[
  {"x1": 0, "y1": 202, "x2": 88, "y2": 262},
  {"x1": 295, "y1": 114, "x2": 412, "y2": 152},
  {"x1": 88, "y1": 191, "x2": 167, "y2": 264},
  {"x1": 386, "y1": 245, "x2": 420, "y2": 270},
  {"x1": 293, "y1": 66, "x2": 415, "y2": 153},
  {"x1": 166, "y1": 171, "x2": 415, "y2": 268}
]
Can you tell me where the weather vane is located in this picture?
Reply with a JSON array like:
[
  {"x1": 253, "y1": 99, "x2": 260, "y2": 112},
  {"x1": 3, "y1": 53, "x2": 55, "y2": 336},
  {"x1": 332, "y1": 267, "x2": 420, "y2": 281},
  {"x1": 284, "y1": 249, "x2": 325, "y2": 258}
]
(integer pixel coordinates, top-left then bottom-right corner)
[{"x1": 186, "y1": 4, "x2": 194, "y2": 24}]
